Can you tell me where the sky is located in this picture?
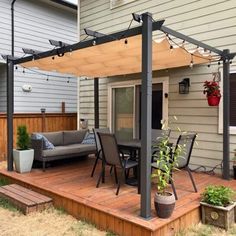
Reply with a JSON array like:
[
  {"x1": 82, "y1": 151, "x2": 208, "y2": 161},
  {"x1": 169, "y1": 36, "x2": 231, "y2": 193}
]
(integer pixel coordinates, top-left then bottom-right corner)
[{"x1": 65, "y1": 0, "x2": 77, "y2": 5}]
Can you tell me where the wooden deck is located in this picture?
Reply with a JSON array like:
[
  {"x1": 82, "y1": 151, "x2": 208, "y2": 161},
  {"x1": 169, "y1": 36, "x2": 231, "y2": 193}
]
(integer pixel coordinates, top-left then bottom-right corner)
[{"x1": 0, "y1": 157, "x2": 235, "y2": 236}]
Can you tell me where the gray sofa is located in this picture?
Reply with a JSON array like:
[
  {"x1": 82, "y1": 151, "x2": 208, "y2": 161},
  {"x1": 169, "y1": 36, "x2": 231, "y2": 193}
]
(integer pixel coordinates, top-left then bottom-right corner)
[{"x1": 31, "y1": 130, "x2": 96, "y2": 171}]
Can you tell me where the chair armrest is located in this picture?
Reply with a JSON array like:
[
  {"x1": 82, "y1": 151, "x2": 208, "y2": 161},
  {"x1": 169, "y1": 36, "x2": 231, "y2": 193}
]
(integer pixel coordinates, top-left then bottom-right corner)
[{"x1": 31, "y1": 139, "x2": 43, "y2": 161}]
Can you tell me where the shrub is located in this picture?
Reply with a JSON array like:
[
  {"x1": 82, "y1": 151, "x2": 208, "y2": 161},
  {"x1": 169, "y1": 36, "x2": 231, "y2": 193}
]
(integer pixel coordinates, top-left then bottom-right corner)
[
  {"x1": 16, "y1": 125, "x2": 30, "y2": 150},
  {"x1": 201, "y1": 185, "x2": 235, "y2": 207}
]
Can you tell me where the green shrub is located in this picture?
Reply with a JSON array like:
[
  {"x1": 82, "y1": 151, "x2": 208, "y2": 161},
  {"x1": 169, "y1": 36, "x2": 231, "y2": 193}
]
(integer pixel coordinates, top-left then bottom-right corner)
[
  {"x1": 16, "y1": 125, "x2": 30, "y2": 150},
  {"x1": 201, "y1": 185, "x2": 235, "y2": 207}
]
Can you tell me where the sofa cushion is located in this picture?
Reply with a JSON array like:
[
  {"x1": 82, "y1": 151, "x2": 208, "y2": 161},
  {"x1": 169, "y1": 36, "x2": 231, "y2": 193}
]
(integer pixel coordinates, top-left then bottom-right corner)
[
  {"x1": 82, "y1": 132, "x2": 95, "y2": 144},
  {"x1": 41, "y1": 131, "x2": 63, "y2": 146},
  {"x1": 63, "y1": 130, "x2": 88, "y2": 145},
  {"x1": 42, "y1": 144, "x2": 96, "y2": 158},
  {"x1": 31, "y1": 133, "x2": 54, "y2": 150}
]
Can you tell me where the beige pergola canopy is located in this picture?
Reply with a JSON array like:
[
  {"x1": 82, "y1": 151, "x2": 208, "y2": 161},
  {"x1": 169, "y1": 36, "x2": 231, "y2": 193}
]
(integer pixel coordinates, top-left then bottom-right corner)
[{"x1": 21, "y1": 35, "x2": 214, "y2": 77}]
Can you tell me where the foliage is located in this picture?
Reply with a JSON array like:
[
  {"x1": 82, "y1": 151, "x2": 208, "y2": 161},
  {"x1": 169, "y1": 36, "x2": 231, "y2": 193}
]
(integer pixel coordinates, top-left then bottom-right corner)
[
  {"x1": 201, "y1": 185, "x2": 235, "y2": 207},
  {"x1": 16, "y1": 125, "x2": 30, "y2": 150},
  {"x1": 0, "y1": 198, "x2": 18, "y2": 212},
  {"x1": 151, "y1": 135, "x2": 184, "y2": 195},
  {"x1": 0, "y1": 177, "x2": 10, "y2": 186},
  {"x1": 203, "y1": 80, "x2": 221, "y2": 97}
]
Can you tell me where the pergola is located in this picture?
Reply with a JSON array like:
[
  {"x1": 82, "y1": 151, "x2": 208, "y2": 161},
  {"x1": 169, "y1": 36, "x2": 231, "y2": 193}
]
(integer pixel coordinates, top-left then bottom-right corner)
[{"x1": 4, "y1": 12, "x2": 236, "y2": 219}]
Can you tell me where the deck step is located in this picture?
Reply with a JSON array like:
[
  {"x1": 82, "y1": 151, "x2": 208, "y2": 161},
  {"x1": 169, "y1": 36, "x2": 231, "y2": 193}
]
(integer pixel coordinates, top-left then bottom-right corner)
[{"x1": 0, "y1": 184, "x2": 52, "y2": 214}]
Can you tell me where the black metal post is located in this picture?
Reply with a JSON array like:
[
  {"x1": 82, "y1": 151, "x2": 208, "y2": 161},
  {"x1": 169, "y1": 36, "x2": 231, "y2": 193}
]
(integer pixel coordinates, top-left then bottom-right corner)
[
  {"x1": 222, "y1": 49, "x2": 230, "y2": 180},
  {"x1": 94, "y1": 78, "x2": 99, "y2": 128},
  {"x1": 140, "y1": 12, "x2": 152, "y2": 218},
  {"x1": 7, "y1": 58, "x2": 14, "y2": 171}
]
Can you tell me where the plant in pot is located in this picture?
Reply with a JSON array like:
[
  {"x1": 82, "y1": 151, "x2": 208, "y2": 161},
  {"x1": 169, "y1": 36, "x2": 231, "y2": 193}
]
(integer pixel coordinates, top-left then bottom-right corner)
[
  {"x1": 13, "y1": 125, "x2": 34, "y2": 173},
  {"x1": 151, "y1": 136, "x2": 184, "y2": 218},
  {"x1": 200, "y1": 185, "x2": 236, "y2": 230},
  {"x1": 203, "y1": 80, "x2": 221, "y2": 106}
]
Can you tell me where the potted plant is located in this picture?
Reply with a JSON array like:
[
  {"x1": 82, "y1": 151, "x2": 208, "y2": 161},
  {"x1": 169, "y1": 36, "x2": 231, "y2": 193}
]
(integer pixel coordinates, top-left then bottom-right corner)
[
  {"x1": 13, "y1": 125, "x2": 34, "y2": 173},
  {"x1": 203, "y1": 80, "x2": 221, "y2": 106},
  {"x1": 200, "y1": 185, "x2": 236, "y2": 230},
  {"x1": 151, "y1": 136, "x2": 184, "y2": 218}
]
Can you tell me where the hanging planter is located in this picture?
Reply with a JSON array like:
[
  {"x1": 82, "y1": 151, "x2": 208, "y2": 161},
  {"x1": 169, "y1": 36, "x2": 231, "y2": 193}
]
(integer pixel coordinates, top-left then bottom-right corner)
[
  {"x1": 203, "y1": 73, "x2": 221, "y2": 107},
  {"x1": 207, "y1": 96, "x2": 221, "y2": 106}
]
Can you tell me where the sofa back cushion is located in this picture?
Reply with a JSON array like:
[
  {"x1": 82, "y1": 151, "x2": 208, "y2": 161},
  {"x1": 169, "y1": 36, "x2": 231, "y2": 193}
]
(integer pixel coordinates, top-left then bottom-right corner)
[
  {"x1": 41, "y1": 131, "x2": 63, "y2": 146},
  {"x1": 63, "y1": 130, "x2": 88, "y2": 145}
]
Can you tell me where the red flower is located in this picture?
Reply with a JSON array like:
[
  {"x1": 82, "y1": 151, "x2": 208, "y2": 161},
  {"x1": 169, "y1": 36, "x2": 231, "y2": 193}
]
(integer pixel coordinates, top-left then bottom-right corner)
[{"x1": 203, "y1": 80, "x2": 221, "y2": 97}]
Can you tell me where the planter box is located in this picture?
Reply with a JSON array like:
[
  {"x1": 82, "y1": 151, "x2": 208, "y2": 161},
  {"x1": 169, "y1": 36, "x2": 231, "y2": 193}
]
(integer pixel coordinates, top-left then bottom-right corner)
[
  {"x1": 200, "y1": 202, "x2": 236, "y2": 230},
  {"x1": 13, "y1": 149, "x2": 34, "y2": 173}
]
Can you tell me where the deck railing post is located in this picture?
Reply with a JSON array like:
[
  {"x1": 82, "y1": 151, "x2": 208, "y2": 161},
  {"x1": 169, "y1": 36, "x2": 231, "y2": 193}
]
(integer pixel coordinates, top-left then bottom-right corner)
[
  {"x1": 7, "y1": 58, "x2": 14, "y2": 171},
  {"x1": 140, "y1": 12, "x2": 152, "y2": 218},
  {"x1": 222, "y1": 49, "x2": 230, "y2": 180}
]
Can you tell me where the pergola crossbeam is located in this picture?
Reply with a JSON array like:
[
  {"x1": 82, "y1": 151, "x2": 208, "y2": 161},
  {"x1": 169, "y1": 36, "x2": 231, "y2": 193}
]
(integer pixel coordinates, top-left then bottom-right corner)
[{"x1": 161, "y1": 25, "x2": 223, "y2": 56}]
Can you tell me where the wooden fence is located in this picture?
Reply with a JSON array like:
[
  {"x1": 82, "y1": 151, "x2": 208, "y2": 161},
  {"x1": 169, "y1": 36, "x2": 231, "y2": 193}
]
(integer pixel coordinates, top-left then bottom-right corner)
[{"x1": 0, "y1": 113, "x2": 77, "y2": 161}]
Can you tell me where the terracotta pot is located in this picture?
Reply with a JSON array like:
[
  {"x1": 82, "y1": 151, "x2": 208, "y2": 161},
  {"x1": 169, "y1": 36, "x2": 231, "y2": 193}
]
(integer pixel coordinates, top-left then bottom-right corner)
[
  {"x1": 154, "y1": 192, "x2": 175, "y2": 218},
  {"x1": 207, "y1": 96, "x2": 221, "y2": 106}
]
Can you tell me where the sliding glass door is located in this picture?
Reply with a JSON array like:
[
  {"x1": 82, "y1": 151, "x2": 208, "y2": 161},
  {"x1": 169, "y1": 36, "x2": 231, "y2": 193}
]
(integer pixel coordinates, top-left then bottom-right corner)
[{"x1": 112, "y1": 86, "x2": 134, "y2": 141}]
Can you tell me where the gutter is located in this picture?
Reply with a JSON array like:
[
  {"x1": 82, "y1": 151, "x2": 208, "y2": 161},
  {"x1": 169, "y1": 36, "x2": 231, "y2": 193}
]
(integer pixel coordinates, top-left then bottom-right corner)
[
  {"x1": 50, "y1": 0, "x2": 77, "y2": 10},
  {"x1": 11, "y1": 0, "x2": 17, "y2": 57}
]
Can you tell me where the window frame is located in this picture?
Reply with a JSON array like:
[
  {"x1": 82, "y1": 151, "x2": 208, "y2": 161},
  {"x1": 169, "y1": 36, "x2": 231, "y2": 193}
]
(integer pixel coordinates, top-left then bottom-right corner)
[{"x1": 218, "y1": 66, "x2": 236, "y2": 134}]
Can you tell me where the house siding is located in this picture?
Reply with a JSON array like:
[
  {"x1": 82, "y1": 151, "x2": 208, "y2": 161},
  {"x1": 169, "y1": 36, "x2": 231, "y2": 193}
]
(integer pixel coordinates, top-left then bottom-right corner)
[
  {"x1": 0, "y1": 0, "x2": 78, "y2": 113},
  {"x1": 79, "y1": 0, "x2": 236, "y2": 170}
]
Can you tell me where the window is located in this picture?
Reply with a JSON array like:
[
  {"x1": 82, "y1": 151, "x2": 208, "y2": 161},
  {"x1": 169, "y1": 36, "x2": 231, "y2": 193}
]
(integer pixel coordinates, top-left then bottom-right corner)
[{"x1": 110, "y1": 0, "x2": 136, "y2": 9}]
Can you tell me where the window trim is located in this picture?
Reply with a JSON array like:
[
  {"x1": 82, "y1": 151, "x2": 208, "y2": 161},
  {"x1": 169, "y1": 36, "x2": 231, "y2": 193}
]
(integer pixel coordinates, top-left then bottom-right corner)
[
  {"x1": 107, "y1": 76, "x2": 169, "y2": 136},
  {"x1": 218, "y1": 66, "x2": 236, "y2": 134}
]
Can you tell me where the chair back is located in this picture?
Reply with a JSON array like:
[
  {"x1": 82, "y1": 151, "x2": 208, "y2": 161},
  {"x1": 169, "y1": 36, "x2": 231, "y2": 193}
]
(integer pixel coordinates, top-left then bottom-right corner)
[
  {"x1": 175, "y1": 133, "x2": 197, "y2": 168},
  {"x1": 152, "y1": 129, "x2": 171, "y2": 142},
  {"x1": 97, "y1": 132, "x2": 122, "y2": 166},
  {"x1": 93, "y1": 128, "x2": 110, "y2": 152}
]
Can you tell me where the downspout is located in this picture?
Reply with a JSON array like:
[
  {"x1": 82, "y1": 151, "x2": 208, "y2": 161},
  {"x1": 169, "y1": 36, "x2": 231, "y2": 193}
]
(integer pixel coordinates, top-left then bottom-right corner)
[
  {"x1": 7, "y1": 0, "x2": 16, "y2": 171},
  {"x1": 11, "y1": 0, "x2": 17, "y2": 56}
]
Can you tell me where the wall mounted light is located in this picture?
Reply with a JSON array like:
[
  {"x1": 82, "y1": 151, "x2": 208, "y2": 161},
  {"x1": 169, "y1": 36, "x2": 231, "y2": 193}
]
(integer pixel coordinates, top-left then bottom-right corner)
[{"x1": 179, "y1": 78, "x2": 190, "y2": 94}]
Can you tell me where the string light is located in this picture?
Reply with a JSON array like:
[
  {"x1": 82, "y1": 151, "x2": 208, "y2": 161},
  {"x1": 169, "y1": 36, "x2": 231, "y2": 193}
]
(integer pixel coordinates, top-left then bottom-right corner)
[
  {"x1": 92, "y1": 39, "x2": 96, "y2": 46},
  {"x1": 67, "y1": 77, "x2": 70, "y2": 83},
  {"x1": 218, "y1": 61, "x2": 221, "y2": 65},
  {"x1": 69, "y1": 48, "x2": 72, "y2": 56},
  {"x1": 52, "y1": 56, "x2": 55, "y2": 60},
  {"x1": 46, "y1": 75, "x2": 49, "y2": 81},
  {"x1": 207, "y1": 60, "x2": 211, "y2": 68},
  {"x1": 124, "y1": 39, "x2": 128, "y2": 45},
  {"x1": 23, "y1": 68, "x2": 25, "y2": 73},
  {"x1": 189, "y1": 54, "x2": 194, "y2": 69},
  {"x1": 169, "y1": 44, "x2": 173, "y2": 52},
  {"x1": 15, "y1": 66, "x2": 18, "y2": 70}
]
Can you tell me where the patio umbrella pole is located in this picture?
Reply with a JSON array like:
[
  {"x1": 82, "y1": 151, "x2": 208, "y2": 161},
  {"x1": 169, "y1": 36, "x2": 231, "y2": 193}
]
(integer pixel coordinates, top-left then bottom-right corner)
[
  {"x1": 7, "y1": 58, "x2": 14, "y2": 171},
  {"x1": 222, "y1": 49, "x2": 230, "y2": 180},
  {"x1": 140, "y1": 12, "x2": 152, "y2": 219}
]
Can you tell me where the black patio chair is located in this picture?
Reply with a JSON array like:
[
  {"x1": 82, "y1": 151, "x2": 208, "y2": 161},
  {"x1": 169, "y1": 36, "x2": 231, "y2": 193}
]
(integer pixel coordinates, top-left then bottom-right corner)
[
  {"x1": 96, "y1": 132, "x2": 138, "y2": 195},
  {"x1": 91, "y1": 128, "x2": 110, "y2": 177},
  {"x1": 151, "y1": 133, "x2": 198, "y2": 200}
]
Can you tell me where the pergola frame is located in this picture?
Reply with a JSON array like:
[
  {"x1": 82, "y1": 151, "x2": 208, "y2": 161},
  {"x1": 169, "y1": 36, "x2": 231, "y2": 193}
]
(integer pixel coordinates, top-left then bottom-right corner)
[{"x1": 5, "y1": 12, "x2": 236, "y2": 219}]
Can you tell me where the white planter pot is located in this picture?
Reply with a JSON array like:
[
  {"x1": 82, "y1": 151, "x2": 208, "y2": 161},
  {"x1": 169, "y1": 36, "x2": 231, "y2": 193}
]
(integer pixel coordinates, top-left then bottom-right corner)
[{"x1": 13, "y1": 149, "x2": 34, "y2": 173}]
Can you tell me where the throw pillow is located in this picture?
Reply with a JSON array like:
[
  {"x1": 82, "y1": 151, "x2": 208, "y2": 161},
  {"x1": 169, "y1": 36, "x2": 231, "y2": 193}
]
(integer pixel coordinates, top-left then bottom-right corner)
[
  {"x1": 32, "y1": 133, "x2": 55, "y2": 150},
  {"x1": 82, "y1": 132, "x2": 95, "y2": 144}
]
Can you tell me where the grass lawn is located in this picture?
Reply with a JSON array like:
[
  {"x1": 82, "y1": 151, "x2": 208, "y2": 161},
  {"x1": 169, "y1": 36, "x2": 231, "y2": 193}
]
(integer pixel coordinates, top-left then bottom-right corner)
[{"x1": 177, "y1": 223, "x2": 236, "y2": 236}]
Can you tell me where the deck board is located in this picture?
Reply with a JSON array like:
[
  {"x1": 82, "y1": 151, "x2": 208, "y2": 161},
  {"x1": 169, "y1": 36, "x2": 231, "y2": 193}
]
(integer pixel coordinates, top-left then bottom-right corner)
[{"x1": 0, "y1": 157, "x2": 235, "y2": 235}]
